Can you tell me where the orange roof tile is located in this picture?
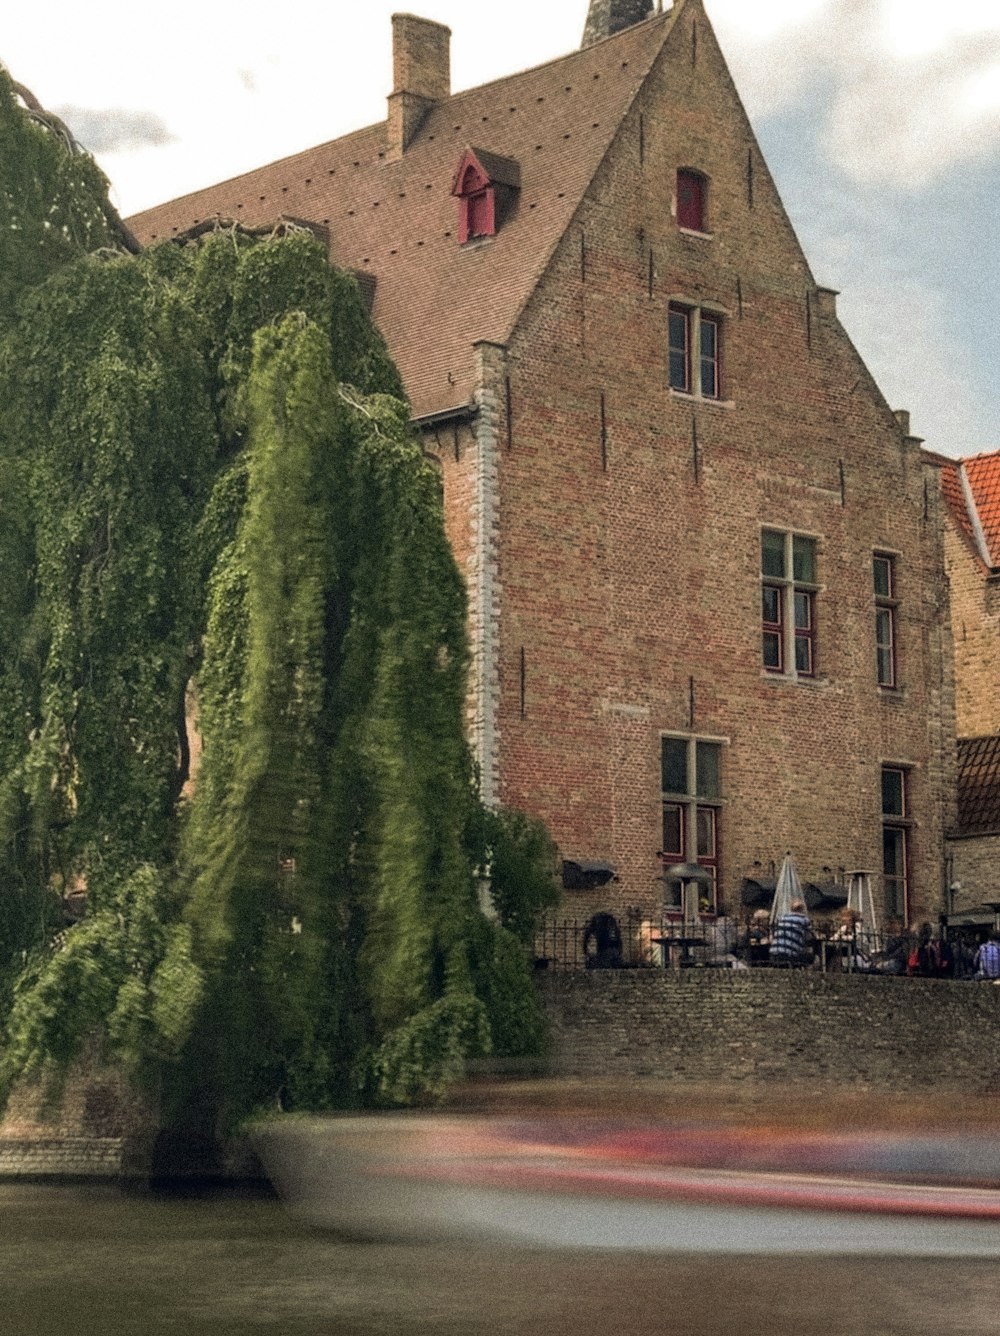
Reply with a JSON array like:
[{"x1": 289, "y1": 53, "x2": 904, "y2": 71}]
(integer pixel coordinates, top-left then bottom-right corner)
[
  {"x1": 964, "y1": 452, "x2": 1000, "y2": 568},
  {"x1": 128, "y1": 14, "x2": 677, "y2": 419}
]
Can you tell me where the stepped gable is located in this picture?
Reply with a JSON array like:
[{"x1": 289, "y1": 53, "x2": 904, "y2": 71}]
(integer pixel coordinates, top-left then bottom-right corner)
[
  {"x1": 128, "y1": 12, "x2": 675, "y2": 419},
  {"x1": 956, "y1": 735, "x2": 1000, "y2": 835}
]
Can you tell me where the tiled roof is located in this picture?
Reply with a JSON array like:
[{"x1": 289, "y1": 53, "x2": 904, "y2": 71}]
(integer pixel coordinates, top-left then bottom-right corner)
[
  {"x1": 964, "y1": 452, "x2": 1000, "y2": 568},
  {"x1": 128, "y1": 14, "x2": 676, "y2": 419},
  {"x1": 933, "y1": 449, "x2": 1000, "y2": 571},
  {"x1": 957, "y1": 735, "x2": 1000, "y2": 835}
]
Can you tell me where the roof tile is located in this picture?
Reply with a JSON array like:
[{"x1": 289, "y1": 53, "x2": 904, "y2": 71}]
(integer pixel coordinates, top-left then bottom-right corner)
[
  {"x1": 964, "y1": 451, "x2": 1000, "y2": 568},
  {"x1": 957, "y1": 735, "x2": 1000, "y2": 836},
  {"x1": 128, "y1": 14, "x2": 676, "y2": 418}
]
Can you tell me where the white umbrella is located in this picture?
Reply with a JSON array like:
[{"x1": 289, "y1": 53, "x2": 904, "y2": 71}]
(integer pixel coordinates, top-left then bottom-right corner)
[
  {"x1": 770, "y1": 852, "x2": 802, "y2": 925},
  {"x1": 847, "y1": 870, "x2": 879, "y2": 934}
]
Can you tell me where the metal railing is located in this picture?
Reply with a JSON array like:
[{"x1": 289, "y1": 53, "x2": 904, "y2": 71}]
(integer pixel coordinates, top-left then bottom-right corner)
[{"x1": 533, "y1": 912, "x2": 984, "y2": 979}]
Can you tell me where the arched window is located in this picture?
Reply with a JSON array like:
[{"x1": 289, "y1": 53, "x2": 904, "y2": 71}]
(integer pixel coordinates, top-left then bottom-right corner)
[
  {"x1": 451, "y1": 148, "x2": 520, "y2": 245},
  {"x1": 676, "y1": 168, "x2": 707, "y2": 232}
]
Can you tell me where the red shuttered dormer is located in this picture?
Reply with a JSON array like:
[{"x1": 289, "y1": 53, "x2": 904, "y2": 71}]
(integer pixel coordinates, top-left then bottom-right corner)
[{"x1": 451, "y1": 147, "x2": 521, "y2": 244}]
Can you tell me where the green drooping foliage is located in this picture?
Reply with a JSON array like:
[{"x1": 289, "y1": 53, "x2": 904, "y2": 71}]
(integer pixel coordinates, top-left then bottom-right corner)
[
  {"x1": 0, "y1": 69, "x2": 119, "y2": 325},
  {"x1": 0, "y1": 84, "x2": 558, "y2": 1123}
]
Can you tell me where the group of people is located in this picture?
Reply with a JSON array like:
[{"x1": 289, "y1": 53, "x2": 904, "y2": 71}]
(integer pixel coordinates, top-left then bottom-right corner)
[{"x1": 751, "y1": 903, "x2": 1000, "y2": 980}]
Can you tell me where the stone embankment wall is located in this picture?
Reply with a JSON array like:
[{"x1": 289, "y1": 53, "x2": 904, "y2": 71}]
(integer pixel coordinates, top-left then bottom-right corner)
[
  {"x1": 538, "y1": 970, "x2": 1000, "y2": 1091},
  {"x1": 0, "y1": 1052, "x2": 155, "y2": 1179}
]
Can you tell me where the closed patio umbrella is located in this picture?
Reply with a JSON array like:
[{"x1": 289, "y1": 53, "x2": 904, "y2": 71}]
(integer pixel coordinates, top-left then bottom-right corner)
[
  {"x1": 770, "y1": 852, "x2": 802, "y2": 925},
  {"x1": 847, "y1": 870, "x2": 879, "y2": 934}
]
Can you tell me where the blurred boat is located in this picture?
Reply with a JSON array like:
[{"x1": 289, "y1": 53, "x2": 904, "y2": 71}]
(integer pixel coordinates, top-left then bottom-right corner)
[{"x1": 254, "y1": 1112, "x2": 1000, "y2": 1254}]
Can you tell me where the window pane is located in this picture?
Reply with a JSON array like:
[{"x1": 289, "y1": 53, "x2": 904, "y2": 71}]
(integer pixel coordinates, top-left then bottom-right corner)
[
  {"x1": 762, "y1": 585, "x2": 781, "y2": 624},
  {"x1": 794, "y1": 590, "x2": 813, "y2": 630},
  {"x1": 876, "y1": 608, "x2": 894, "y2": 686},
  {"x1": 696, "y1": 806, "x2": 716, "y2": 858},
  {"x1": 883, "y1": 826, "x2": 904, "y2": 876},
  {"x1": 881, "y1": 767, "x2": 905, "y2": 817},
  {"x1": 662, "y1": 737, "x2": 688, "y2": 794},
  {"x1": 699, "y1": 318, "x2": 719, "y2": 398},
  {"x1": 668, "y1": 309, "x2": 689, "y2": 391},
  {"x1": 877, "y1": 643, "x2": 893, "y2": 687},
  {"x1": 761, "y1": 530, "x2": 785, "y2": 578},
  {"x1": 792, "y1": 535, "x2": 816, "y2": 583},
  {"x1": 763, "y1": 631, "x2": 782, "y2": 670},
  {"x1": 662, "y1": 803, "x2": 684, "y2": 859},
  {"x1": 669, "y1": 351, "x2": 688, "y2": 390},
  {"x1": 696, "y1": 742, "x2": 720, "y2": 799},
  {"x1": 874, "y1": 556, "x2": 892, "y2": 599},
  {"x1": 794, "y1": 633, "x2": 813, "y2": 675}
]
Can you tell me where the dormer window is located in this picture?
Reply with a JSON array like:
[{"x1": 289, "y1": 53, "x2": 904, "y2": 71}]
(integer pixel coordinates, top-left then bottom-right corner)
[
  {"x1": 676, "y1": 168, "x2": 707, "y2": 233},
  {"x1": 452, "y1": 147, "x2": 521, "y2": 245}
]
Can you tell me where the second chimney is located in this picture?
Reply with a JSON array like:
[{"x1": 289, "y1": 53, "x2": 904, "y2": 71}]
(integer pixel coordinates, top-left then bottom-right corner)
[{"x1": 387, "y1": 14, "x2": 451, "y2": 159}]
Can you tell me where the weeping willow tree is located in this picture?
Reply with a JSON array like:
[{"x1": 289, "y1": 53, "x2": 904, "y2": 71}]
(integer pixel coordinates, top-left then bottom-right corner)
[{"x1": 0, "y1": 69, "x2": 558, "y2": 1126}]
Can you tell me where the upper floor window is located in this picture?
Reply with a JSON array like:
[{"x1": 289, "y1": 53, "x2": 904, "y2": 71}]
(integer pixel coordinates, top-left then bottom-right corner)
[
  {"x1": 661, "y1": 735, "x2": 722, "y2": 915},
  {"x1": 668, "y1": 304, "x2": 721, "y2": 399},
  {"x1": 761, "y1": 529, "x2": 818, "y2": 678},
  {"x1": 881, "y1": 765, "x2": 909, "y2": 921},
  {"x1": 451, "y1": 147, "x2": 521, "y2": 246},
  {"x1": 676, "y1": 168, "x2": 707, "y2": 232},
  {"x1": 874, "y1": 553, "x2": 898, "y2": 688}
]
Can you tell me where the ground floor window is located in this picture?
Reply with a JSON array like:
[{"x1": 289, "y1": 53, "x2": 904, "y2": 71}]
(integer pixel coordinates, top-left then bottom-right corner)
[
  {"x1": 881, "y1": 765, "x2": 909, "y2": 921},
  {"x1": 661, "y1": 735, "x2": 722, "y2": 913}
]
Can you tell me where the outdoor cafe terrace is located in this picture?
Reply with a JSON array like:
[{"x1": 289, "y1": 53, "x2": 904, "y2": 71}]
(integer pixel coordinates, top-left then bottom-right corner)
[{"x1": 532, "y1": 912, "x2": 993, "y2": 980}]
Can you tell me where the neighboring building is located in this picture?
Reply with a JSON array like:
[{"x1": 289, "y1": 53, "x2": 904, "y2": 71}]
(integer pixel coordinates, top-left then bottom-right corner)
[
  {"x1": 129, "y1": 0, "x2": 956, "y2": 927},
  {"x1": 933, "y1": 450, "x2": 1000, "y2": 916}
]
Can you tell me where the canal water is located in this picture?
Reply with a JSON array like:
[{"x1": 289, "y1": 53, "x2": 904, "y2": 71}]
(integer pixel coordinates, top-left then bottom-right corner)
[{"x1": 3, "y1": 1183, "x2": 1000, "y2": 1335}]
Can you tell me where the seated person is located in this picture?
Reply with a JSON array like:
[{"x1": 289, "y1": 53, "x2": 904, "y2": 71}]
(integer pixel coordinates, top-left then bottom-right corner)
[
  {"x1": 769, "y1": 899, "x2": 811, "y2": 966},
  {"x1": 743, "y1": 908, "x2": 771, "y2": 966},
  {"x1": 974, "y1": 931, "x2": 1000, "y2": 981}
]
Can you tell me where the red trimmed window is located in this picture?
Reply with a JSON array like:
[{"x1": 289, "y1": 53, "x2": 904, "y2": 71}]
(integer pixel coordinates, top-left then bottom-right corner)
[
  {"x1": 881, "y1": 766, "x2": 909, "y2": 921},
  {"x1": 761, "y1": 529, "x2": 818, "y2": 678},
  {"x1": 661, "y1": 736, "x2": 721, "y2": 914},
  {"x1": 874, "y1": 553, "x2": 897, "y2": 687},
  {"x1": 677, "y1": 169, "x2": 707, "y2": 231},
  {"x1": 454, "y1": 158, "x2": 496, "y2": 244},
  {"x1": 668, "y1": 304, "x2": 722, "y2": 399}
]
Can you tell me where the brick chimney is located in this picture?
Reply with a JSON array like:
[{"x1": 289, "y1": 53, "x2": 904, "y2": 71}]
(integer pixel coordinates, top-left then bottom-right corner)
[
  {"x1": 387, "y1": 14, "x2": 451, "y2": 159},
  {"x1": 582, "y1": 0, "x2": 656, "y2": 47}
]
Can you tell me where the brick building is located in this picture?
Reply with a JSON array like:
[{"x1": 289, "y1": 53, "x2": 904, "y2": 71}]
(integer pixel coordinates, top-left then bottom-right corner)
[
  {"x1": 130, "y1": 0, "x2": 956, "y2": 927},
  {"x1": 934, "y1": 452, "x2": 1000, "y2": 915}
]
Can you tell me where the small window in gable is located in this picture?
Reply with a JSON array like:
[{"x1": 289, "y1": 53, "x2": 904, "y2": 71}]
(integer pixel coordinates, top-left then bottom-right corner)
[
  {"x1": 677, "y1": 168, "x2": 707, "y2": 232},
  {"x1": 451, "y1": 148, "x2": 521, "y2": 246}
]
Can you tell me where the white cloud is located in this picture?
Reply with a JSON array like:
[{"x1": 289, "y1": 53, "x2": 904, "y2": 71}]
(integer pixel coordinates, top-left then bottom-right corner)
[
  {"x1": 708, "y1": 0, "x2": 1000, "y2": 187},
  {"x1": 837, "y1": 277, "x2": 986, "y2": 456}
]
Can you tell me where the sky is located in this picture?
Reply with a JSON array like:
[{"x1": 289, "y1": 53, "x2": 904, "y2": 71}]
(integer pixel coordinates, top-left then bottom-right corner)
[{"x1": 3, "y1": 0, "x2": 998, "y2": 458}]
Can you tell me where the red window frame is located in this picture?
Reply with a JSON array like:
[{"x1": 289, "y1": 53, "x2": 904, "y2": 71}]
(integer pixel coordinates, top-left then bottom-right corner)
[
  {"x1": 762, "y1": 583, "x2": 783, "y2": 673},
  {"x1": 881, "y1": 766, "x2": 909, "y2": 921},
  {"x1": 874, "y1": 554, "x2": 897, "y2": 688},
  {"x1": 793, "y1": 588, "x2": 816, "y2": 677},
  {"x1": 455, "y1": 161, "x2": 496, "y2": 244},
  {"x1": 677, "y1": 169, "x2": 706, "y2": 231}
]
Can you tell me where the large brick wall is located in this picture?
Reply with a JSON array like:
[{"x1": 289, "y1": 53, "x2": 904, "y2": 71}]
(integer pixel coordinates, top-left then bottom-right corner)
[
  {"x1": 539, "y1": 971, "x2": 1000, "y2": 1091},
  {"x1": 486, "y1": 2, "x2": 955, "y2": 927},
  {"x1": 948, "y1": 833, "x2": 1000, "y2": 916},
  {"x1": 943, "y1": 518, "x2": 1000, "y2": 739}
]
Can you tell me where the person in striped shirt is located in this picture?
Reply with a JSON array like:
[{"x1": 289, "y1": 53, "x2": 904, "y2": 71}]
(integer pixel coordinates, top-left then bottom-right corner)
[{"x1": 769, "y1": 899, "x2": 811, "y2": 967}]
